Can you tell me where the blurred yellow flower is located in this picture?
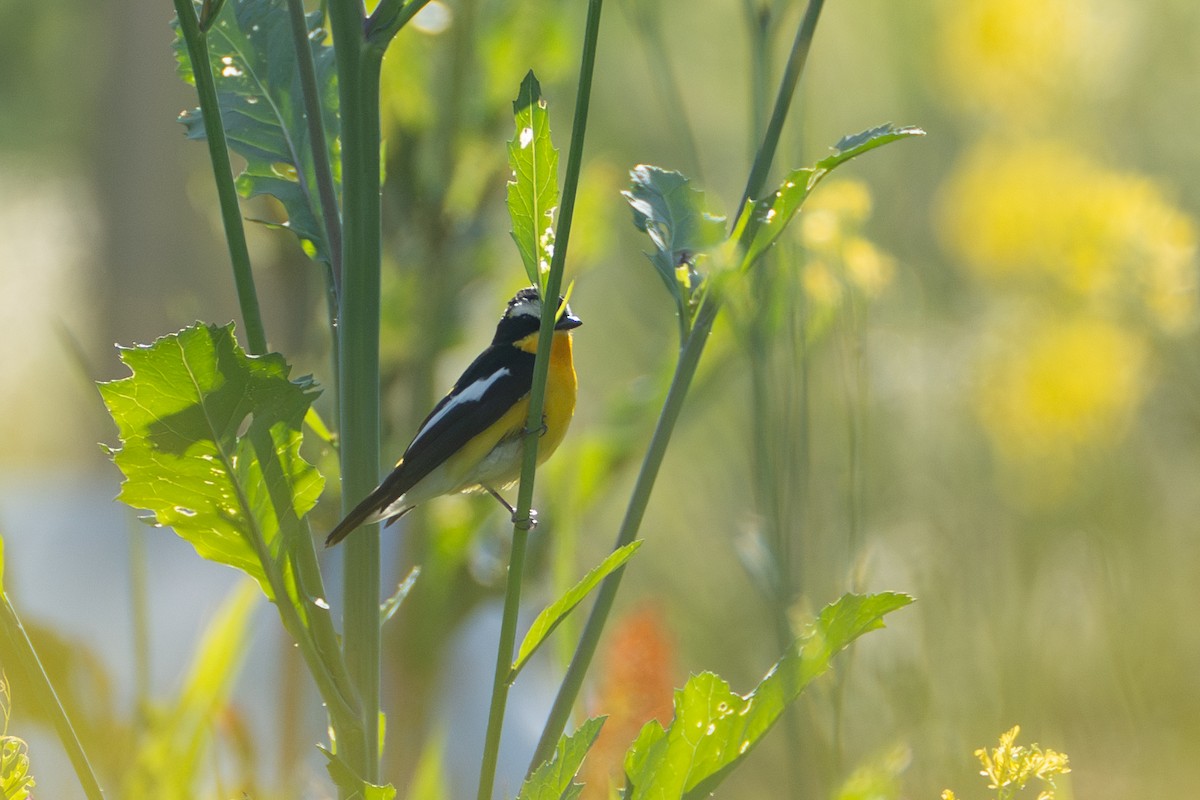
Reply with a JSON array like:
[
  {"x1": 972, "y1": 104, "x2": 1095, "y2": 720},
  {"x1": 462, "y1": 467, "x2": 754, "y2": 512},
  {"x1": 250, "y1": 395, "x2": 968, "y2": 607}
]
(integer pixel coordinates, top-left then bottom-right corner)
[
  {"x1": 935, "y1": 0, "x2": 1127, "y2": 122},
  {"x1": 977, "y1": 314, "x2": 1147, "y2": 467},
  {"x1": 796, "y1": 180, "x2": 896, "y2": 310},
  {"x1": 939, "y1": 140, "x2": 1198, "y2": 332}
]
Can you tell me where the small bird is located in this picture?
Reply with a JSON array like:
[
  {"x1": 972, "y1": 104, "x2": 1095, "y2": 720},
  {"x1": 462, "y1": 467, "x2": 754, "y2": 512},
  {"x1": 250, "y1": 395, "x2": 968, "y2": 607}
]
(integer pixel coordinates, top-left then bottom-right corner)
[{"x1": 325, "y1": 287, "x2": 581, "y2": 547}]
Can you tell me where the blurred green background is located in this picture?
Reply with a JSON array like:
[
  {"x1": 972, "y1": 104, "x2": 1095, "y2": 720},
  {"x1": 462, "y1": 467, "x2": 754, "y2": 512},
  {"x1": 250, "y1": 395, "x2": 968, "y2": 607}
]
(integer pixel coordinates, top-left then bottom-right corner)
[{"x1": 2, "y1": 0, "x2": 1200, "y2": 797}]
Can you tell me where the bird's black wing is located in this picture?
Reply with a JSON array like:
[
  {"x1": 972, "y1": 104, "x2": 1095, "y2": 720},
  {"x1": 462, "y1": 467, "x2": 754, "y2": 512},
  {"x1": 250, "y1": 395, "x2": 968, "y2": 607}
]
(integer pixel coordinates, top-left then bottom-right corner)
[
  {"x1": 394, "y1": 343, "x2": 536, "y2": 489},
  {"x1": 325, "y1": 344, "x2": 534, "y2": 547}
]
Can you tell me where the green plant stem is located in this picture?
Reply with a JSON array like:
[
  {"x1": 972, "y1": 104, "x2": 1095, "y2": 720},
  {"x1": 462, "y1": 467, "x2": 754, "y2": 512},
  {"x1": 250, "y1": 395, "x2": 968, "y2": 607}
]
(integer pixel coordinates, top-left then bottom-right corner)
[
  {"x1": 0, "y1": 592, "x2": 105, "y2": 800},
  {"x1": 366, "y1": 0, "x2": 434, "y2": 46},
  {"x1": 735, "y1": 0, "x2": 826, "y2": 227},
  {"x1": 530, "y1": 293, "x2": 720, "y2": 772},
  {"x1": 532, "y1": 0, "x2": 827, "y2": 772},
  {"x1": 172, "y1": 0, "x2": 268, "y2": 356},
  {"x1": 329, "y1": 0, "x2": 385, "y2": 781},
  {"x1": 477, "y1": 2, "x2": 605, "y2": 795},
  {"x1": 284, "y1": 0, "x2": 343, "y2": 296}
]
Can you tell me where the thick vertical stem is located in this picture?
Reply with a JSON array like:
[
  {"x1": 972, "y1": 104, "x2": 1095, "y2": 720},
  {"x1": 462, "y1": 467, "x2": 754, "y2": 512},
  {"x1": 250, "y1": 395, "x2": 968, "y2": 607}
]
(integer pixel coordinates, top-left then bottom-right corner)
[{"x1": 329, "y1": 0, "x2": 383, "y2": 781}]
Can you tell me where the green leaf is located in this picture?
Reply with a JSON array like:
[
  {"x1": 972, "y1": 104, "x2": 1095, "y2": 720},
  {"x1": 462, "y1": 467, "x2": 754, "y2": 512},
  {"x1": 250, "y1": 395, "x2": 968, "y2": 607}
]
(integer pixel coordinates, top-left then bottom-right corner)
[
  {"x1": 508, "y1": 70, "x2": 561, "y2": 291},
  {"x1": 623, "y1": 166, "x2": 726, "y2": 325},
  {"x1": 511, "y1": 541, "x2": 643, "y2": 681},
  {"x1": 742, "y1": 123, "x2": 924, "y2": 269},
  {"x1": 98, "y1": 323, "x2": 324, "y2": 602},
  {"x1": 518, "y1": 717, "x2": 606, "y2": 800},
  {"x1": 322, "y1": 749, "x2": 398, "y2": 799},
  {"x1": 121, "y1": 581, "x2": 258, "y2": 798},
  {"x1": 624, "y1": 592, "x2": 913, "y2": 799},
  {"x1": 174, "y1": 0, "x2": 340, "y2": 264}
]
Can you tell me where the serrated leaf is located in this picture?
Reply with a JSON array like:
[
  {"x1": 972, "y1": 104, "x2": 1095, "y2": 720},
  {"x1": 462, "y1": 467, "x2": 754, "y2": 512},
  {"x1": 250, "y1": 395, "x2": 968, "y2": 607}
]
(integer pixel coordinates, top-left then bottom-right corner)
[
  {"x1": 508, "y1": 70, "x2": 560, "y2": 290},
  {"x1": 174, "y1": 0, "x2": 340, "y2": 264},
  {"x1": 518, "y1": 717, "x2": 606, "y2": 800},
  {"x1": 322, "y1": 749, "x2": 398, "y2": 799},
  {"x1": 742, "y1": 123, "x2": 924, "y2": 269},
  {"x1": 98, "y1": 323, "x2": 324, "y2": 602},
  {"x1": 624, "y1": 592, "x2": 913, "y2": 799},
  {"x1": 511, "y1": 541, "x2": 643, "y2": 681},
  {"x1": 623, "y1": 166, "x2": 726, "y2": 322}
]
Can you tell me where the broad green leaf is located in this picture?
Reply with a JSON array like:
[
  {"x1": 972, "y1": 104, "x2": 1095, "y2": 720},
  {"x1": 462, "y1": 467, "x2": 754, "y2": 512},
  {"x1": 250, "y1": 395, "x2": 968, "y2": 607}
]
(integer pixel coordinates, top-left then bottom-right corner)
[
  {"x1": 322, "y1": 749, "x2": 398, "y2": 800},
  {"x1": 742, "y1": 123, "x2": 924, "y2": 269},
  {"x1": 623, "y1": 166, "x2": 726, "y2": 325},
  {"x1": 174, "y1": 0, "x2": 340, "y2": 263},
  {"x1": 508, "y1": 70, "x2": 560, "y2": 291},
  {"x1": 99, "y1": 323, "x2": 324, "y2": 602},
  {"x1": 624, "y1": 592, "x2": 913, "y2": 800},
  {"x1": 511, "y1": 541, "x2": 643, "y2": 681},
  {"x1": 518, "y1": 717, "x2": 606, "y2": 800},
  {"x1": 121, "y1": 581, "x2": 258, "y2": 798}
]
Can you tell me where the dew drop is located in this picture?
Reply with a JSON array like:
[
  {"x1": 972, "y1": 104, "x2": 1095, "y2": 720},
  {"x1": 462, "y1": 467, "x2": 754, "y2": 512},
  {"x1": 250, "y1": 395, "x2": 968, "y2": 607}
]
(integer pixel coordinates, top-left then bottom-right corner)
[
  {"x1": 313, "y1": 597, "x2": 330, "y2": 610},
  {"x1": 519, "y1": 126, "x2": 534, "y2": 148},
  {"x1": 174, "y1": 506, "x2": 198, "y2": 517}
]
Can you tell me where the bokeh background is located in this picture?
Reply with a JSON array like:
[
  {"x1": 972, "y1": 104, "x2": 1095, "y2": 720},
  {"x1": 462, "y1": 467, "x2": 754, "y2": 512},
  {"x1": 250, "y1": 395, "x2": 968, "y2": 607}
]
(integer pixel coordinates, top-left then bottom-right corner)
[{"x1": 2, "y1": 0, "x2": 1200, "y2": 797}]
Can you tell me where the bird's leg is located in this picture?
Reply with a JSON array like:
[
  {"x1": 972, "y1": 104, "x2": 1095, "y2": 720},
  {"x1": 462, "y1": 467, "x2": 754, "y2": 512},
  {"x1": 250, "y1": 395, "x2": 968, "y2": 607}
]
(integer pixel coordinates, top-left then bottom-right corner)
[
  {"x1": 524, "y1": 417, "x2": 549, "y2": 439},
  {"x1": 485, "y1": 486, "x2": 538, "y2": 530}
]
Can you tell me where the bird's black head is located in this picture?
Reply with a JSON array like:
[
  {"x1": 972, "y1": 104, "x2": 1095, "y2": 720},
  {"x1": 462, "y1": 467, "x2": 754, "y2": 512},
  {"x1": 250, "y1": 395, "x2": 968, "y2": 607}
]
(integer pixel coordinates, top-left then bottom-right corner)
[
  {"x1": 491, "y1": 286, "x2": 582, "y2": 346},
  {"x1": 487, "y1": 286, "x2": 580, "y2": 345}
]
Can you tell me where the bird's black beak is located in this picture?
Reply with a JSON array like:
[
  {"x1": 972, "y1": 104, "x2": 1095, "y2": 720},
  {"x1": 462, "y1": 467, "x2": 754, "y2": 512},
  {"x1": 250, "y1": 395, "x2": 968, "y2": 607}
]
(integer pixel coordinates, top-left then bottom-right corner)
[{"x1": 555, "y1": 312, "x2": 582, "y2": 331}]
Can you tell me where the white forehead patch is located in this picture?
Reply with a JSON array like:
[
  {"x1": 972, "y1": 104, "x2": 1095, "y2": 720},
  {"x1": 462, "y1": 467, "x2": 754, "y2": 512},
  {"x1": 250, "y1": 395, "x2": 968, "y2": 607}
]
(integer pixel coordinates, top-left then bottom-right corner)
[{"x1": 507, "y1": 297, "x2": 543, "y2": 319}]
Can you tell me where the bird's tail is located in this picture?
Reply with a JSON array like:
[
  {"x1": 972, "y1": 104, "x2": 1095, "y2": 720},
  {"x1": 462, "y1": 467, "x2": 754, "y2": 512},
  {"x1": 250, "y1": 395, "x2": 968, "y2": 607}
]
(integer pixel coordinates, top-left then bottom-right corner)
[{"x1": 324, "y1": 487, "x2": 410, "y2": 548}]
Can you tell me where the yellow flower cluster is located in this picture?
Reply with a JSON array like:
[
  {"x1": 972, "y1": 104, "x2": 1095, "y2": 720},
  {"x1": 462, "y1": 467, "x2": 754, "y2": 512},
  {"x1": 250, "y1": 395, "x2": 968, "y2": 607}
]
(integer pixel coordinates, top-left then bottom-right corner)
[
  {"x1": 939, "y1": 140, "x2": 1198, "y2": 333},
  {"x1": 942, "y1": 726, "x2": 1071, "y2": 800},
  {"x1": 798, "y1": 179, "x2": 895, "y2": 311},
  {"x1": 935, "y1": 0, "x2": 1128, "y2": 124}
]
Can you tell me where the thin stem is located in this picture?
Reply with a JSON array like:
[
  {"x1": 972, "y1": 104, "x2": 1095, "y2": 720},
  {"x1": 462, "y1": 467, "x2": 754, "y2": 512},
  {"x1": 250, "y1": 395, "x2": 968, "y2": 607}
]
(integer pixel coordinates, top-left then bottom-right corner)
[
  {"x1": 532, "y1": 0, "x2": 827, "y2": 771},
  {"x1": 478, "y1": 0, "x2": 605, "y2": 793},
  {"x1": 734, "y1": 0, "x2": 826, "y2": 229},
  {"x1": 284, "y1": 0, "x2": 344, "y2": 297},
  {"x1": 0, "y1": 592, "x2": 105, "y2": 800},
  {"x1": 328, "y1": 0, "x2": 385, "y2": 781},
  {"x1": 173, "y1": 0, "x2": 268, "y2": 356},
  {"x1": 530, "y1": 294, "x2": 720, "y2": 772}
]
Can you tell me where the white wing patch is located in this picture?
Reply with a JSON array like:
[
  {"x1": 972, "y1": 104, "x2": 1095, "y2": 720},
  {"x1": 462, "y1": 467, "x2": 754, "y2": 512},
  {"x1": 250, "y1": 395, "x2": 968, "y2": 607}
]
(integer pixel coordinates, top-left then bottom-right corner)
[{"x1": 408, "y1": 367, "x2": 512, "y2": 451}]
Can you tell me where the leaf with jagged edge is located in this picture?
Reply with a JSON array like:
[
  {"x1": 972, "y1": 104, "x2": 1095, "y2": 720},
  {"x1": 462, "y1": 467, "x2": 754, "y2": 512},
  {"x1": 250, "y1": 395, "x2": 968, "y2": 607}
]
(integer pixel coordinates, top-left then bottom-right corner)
[
  {"x1": 518, "y1": 717, "x2": 605, "y2": 800},
  {"x1": 623, "y1": 592, "x2": 914, "y2": 799},
  {"x1": 623, "y1": 166, "x2": 727, "y2": 323},
  {"x1": 99, "y1": 322, "x2": 324, "y2": 602},
  {"x1": 507, "y1": 70, "x2": 560, "y2": 292},
  {"x1": 174, "y1": 0, "x2": 340, "y2": 263},
  {"x1": 742, "y1": 123, "x2": 924, "y2": 269}
]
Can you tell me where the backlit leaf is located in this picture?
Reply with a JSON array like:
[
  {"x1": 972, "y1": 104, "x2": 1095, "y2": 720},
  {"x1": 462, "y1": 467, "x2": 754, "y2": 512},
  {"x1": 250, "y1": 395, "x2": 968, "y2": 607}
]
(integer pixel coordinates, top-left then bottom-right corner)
[
  {"x1": 511, "y1": 541, "x2": 642, "y2": 681},
  {"x1": 174, "y1": 0, "x2": 340, "y2": 263},
  {"x1": 99, "y1": 322, "x2": 324, "y2": 602},
  {"x1": 518, "y1": 717, "x2": 606, "y2": 800},
  {"x1": 508, "y1": 70, "x2": 561, "y2": 291},
  {"x1": 742, "y1": 123, "x2": 924, "y2": 269},
  {"x1": 623, "y1": 166, "x2": 726, "y2": 326},
  {"x1": 624, "y1": 592, "x2": 913, "y2": 799}
]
